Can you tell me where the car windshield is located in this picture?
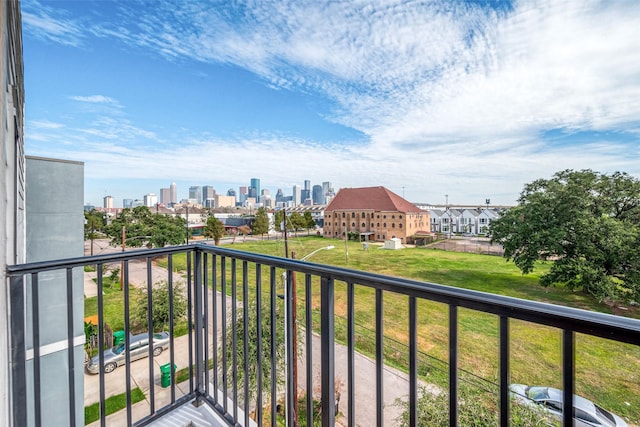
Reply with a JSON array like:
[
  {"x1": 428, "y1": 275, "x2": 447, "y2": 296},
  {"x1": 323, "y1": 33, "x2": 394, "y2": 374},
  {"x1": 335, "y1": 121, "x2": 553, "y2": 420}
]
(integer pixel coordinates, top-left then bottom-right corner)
[
  {"x1": 153, "y1": 333, "x2": 165, "y2": 340},
  {"x1": 527, "y1": 387, "x2": 550, "y2": 401},
  {"x1": 113, "y1": 343, "x2": 125, "y2": 354},
  {"x1": 594, "y1": 404, "x2": 616, "y2": 425}
]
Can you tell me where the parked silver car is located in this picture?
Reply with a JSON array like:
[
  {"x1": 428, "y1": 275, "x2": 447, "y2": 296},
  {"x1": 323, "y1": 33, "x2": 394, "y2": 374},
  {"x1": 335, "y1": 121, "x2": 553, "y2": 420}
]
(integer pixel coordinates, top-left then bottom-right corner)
[
  {"x1": 510, "y1": 384, "x2": 628, "y2": 427},
  {"x1": 86, "y1": 331, "x2": 170, "y2": 374}
]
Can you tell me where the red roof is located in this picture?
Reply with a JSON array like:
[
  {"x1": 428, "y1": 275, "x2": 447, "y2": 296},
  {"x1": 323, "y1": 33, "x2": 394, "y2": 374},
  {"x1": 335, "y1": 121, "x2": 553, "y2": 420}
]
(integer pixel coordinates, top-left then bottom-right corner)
[{"x1": 325, "y1": 186, "x2": 422, "y2": 213}]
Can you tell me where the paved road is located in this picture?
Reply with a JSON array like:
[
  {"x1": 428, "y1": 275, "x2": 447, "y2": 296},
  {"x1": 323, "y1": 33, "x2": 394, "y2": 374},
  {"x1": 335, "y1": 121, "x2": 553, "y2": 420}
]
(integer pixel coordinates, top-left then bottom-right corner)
[{"x1": 83, "y1": 239, "x2": 421, "y2": 426}]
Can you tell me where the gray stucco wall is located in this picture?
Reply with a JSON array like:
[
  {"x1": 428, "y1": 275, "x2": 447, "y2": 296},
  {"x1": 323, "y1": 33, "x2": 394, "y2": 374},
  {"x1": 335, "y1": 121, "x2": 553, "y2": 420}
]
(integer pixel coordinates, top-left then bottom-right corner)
[{"x1": 25, "y1": 156, "x2": 84, "y2": 427}]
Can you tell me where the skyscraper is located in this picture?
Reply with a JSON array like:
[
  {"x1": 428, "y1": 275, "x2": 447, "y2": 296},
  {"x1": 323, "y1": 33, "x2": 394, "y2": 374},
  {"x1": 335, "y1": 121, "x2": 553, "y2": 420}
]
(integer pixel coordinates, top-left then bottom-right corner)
[
  {"x1": 312, "y1": 185, "x2": 324, "y2": 205},
  {"x1": 239, "y1": 186, "x2": 248, "y2": 203},
  {"x1": 189, "y1": 186, "x2": 202, "y2": 204},
  {"x1": 170, "y1": 182, "x2": 177, "y2": 206},
  {"x1": 292, "y1": 184, "x2": 301, "y2": 206},
  {"x1": 203, "y1": 186, "x2": 215, "y2": 203},
  {"x1": 144, "y1": 193, "x2": 157, "y2": 207},
  {"x1": 160, "y1": 188, "x2": 171, "y2": 205},
  {"x1": 103, "y1": 195, "x2": 113, "y2": 209},
  {"x1": 249, "y1": 178, "x2": 260, "y2": 200}
]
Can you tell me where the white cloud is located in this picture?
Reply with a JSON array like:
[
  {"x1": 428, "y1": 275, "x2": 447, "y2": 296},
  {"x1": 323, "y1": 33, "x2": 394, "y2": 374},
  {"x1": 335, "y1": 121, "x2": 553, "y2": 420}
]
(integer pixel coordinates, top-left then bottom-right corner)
[
  {"x1": 69, "y1": 95, "x2": 121, "y2": 106},
  {"x1": 21, "y1": 0, "x2": 85, "y2": 47}
]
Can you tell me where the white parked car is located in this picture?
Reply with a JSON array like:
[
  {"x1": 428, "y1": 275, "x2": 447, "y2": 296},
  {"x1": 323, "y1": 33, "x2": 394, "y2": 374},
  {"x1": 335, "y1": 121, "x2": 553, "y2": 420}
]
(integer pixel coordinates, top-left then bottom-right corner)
[{"x1": 510, "y1": 384, "x2": 628, "y2": 427}]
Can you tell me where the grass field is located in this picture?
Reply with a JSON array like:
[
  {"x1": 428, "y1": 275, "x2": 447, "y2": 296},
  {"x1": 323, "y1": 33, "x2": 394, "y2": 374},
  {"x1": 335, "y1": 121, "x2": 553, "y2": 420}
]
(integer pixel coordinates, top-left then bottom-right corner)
[{"x1": 94, "y1": 236, "x2": 640, "y2": 424}]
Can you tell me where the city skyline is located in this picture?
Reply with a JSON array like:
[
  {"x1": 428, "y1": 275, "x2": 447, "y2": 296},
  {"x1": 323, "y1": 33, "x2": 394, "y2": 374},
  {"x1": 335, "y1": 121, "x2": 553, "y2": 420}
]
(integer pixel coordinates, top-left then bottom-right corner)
[{"x1": 22, "y1": 1, "x2": 640, "y2": 207}]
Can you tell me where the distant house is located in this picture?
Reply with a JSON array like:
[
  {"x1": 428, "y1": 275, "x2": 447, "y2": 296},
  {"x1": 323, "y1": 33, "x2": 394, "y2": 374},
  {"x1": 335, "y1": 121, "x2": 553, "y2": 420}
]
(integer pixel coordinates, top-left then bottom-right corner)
[{"x1": 323, "y1": 186, "x2": 430, "y2": 242}]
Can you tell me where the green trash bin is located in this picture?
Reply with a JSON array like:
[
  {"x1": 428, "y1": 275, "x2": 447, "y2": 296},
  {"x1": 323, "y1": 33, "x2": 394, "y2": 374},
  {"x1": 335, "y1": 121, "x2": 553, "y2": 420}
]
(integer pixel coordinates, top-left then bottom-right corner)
[
  {"x1": 160, "y1": 363, "x2": 176, "y2": 388},
  {"x1": 113, "y1": 330, "x2": 125, "y2": 346}
]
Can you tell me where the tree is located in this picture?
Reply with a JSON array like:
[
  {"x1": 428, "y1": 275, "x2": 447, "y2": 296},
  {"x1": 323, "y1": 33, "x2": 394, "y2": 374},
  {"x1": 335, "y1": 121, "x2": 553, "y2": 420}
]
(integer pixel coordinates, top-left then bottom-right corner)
[
  {"x1": 85, "y1": 209, "x2": 106, "y2": 255},
  {"x1": 104, "y1": 206, "x2": 187, "y2": 248},
  {"x1": 395, "y1": 385, "x2": 555, "y2": 426},
  {"x1": 220, "y1": 297, "x2": 286, "y2": 405},
  {"x1": 134, "y1": 281, "x2": 188, "y2": 332},
  {"x1": 238, "y1": 225, "x2": 251, "y2": 242},
  {"x1": 289, "y1": 212, "x2": 304, "y2": 232},
  {"x1": 303, "y1": 211, "x2": 315, "y2": 235},
  {"x1": 274, "y1": 210, "x2": 285, "y2": 233},
  {"x1": 490, "y1": 170, "x2": 640, "y2": 301},
  {"x1": 203, "y1": 216, "x2": 225, "y2": 245},
  {"x1": 253, "y1": 207, "x2": 270, "y2": 238}
]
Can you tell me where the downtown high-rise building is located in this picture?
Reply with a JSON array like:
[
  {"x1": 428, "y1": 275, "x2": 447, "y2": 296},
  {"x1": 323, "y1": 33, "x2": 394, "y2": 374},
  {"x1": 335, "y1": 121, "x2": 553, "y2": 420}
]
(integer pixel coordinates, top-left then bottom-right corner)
[
  {"x1": 292, "y1": 184, "x2": 301, "y2": 206},
  {"x1": 144, "y1": 193, "x2": 157, "y2": 207},
  {"x1": 170, "y1": 182, "x2": 177, "y2": 205},
  {"x1": 160, "y1": 188, "x2": 171, "y2": 205},
  {"x1": 302, "y1": 180, "x2": 311, "y2": 203},
  {"x1": 239, "y1": 186, "x2": 248, "y2": 203},
  {"x1": 203, "y1": 186, "x2": 215, "y2": 203},
  {"x1": 249, "y1": 178, "x2": 260, "y2": 199},
  {"x1": 189, "y1": 186, "x2": 202, "y2": 204},
  {"x1": 103, "y1": 195, "x2": 113, "y2": 209},
  {"x1": 312, "y1": 185, "x2": 324, "y2": 205}
]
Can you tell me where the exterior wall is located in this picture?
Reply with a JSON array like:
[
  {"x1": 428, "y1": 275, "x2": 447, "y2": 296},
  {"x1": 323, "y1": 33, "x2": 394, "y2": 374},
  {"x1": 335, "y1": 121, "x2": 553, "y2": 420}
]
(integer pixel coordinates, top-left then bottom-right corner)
[
  {"x1": 1, "y1": 1, "x2": 25, "y2": 424},
  {"x1": 25, "y1": 156, "x2": 84, "y2": 427},
  {"x1": 323, "y1": 210, "x2": 429, "y2": 242},
  {"x1": 214, "y1": 195, "x2": 236, "y2": 208}
]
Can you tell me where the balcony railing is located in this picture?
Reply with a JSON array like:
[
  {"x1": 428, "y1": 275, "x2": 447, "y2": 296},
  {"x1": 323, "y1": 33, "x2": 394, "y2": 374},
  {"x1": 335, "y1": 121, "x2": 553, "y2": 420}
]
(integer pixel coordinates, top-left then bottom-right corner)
[{"x1": 6, "y1": 243, "x2": 640, "y2": 426}]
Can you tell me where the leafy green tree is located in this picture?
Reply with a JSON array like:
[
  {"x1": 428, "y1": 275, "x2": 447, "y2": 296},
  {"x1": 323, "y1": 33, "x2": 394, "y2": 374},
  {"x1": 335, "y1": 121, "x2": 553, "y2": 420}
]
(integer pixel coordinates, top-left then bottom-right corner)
[
  {"x1": 134, "y1": 281, "x2": 188, "y2": 332},
  {"x1": 220, "y1": 297, "x2": 286, "y2": 405},
  {"x1": 253, "y1": 207, "x2": 270, "y2": 238},
  {"x1": 490, "y1": 170, "x2": 640, "y2": 301},
  {"x1": 395, "y1": 385, "x2": 556, "y2": 426},
  {"x1": 289, "y1": 212, "x2": 304, "y2": 232},
  {"x1": 85, "y1": 209, "x2": 106, "y2": 255},
  {"x1": 274, "y1": 210, "x2": 285, "y2": 233},
  {"x1": 104, "y1": 206, "x2": 187, "y2": 248},
  {"x1": 303, "y1": 211, "x2": 315, "y2": 235},
  {"x1": 204, "y1": 216, "x2": 226, "y2": 245}
]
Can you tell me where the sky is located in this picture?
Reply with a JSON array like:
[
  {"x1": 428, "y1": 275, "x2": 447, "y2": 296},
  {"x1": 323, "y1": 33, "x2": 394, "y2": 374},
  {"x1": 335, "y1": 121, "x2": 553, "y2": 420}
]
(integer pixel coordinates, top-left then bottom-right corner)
[{"x1": 21, "y1": 0, "x2": 640, "y2": 207}]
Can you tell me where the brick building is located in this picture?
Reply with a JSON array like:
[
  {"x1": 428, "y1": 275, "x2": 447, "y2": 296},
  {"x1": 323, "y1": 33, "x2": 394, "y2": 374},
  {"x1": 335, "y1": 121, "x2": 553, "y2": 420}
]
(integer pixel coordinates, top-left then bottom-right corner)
[{"x1": 323, "y1": 186, "x2": 429, "y2": 242}]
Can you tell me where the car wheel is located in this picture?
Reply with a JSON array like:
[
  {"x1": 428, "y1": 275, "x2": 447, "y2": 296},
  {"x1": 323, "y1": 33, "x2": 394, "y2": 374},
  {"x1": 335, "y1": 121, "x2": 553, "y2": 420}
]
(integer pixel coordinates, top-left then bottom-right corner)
[
  {"x1": 153, "y1": 347, "x2": 163, "y2": 356},
  {"x1": 104, "y1": 362, "x2": 117, "y2": 373}
]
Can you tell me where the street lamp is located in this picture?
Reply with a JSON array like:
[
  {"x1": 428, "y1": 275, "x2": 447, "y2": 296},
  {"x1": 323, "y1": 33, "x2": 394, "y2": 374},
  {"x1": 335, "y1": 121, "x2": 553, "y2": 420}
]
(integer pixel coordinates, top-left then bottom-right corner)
[{"x1": 287, "y1": 245, "x2": 334, "y2": 426}]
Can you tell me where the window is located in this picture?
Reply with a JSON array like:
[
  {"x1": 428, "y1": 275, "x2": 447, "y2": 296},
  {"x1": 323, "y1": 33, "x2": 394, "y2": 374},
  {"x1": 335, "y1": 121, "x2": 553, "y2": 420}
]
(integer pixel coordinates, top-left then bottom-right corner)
[
  {"x1": 342, "y1": 212, "x2": 345, "y2": 218},
  {"x1": 399, "y1": 215, "x2": 403, "y2": 219},
  {"x1": 377, "y1": 215, "x2": 380, "y2": 219},
  {"x1": 377, "y1": 223, "x2": 380, "y2": 227},
  {"x1": 391, "y1": 223, "x2": 395, "y2": 228},
  {"x1": 392, "y1": 215, "x2": 395, "y2": 219},
  {"x1": 362, "y1": 212, "x2": 365, "y2": 218},
  {"x1": 383, "y1": 215, "x2": 387, "y2": 219},
  {"x1": 351, "y1": 212, "x2": 355, "y2": 218},
  {"x1": 399, "y1": 224, "x2": 403, "y2": 228},
  {"x1": 342, "y1": 222, "x2": 346, "y2": 227},
  {"x1": 352, "y1": 222, "x2": 356, "y2": 227},
  {"x1": 383, "y1": 223, "x2": 387, "y2": 228},
  {"x1": 362, "y1": 222, "x2": 366, "y2": 227}
]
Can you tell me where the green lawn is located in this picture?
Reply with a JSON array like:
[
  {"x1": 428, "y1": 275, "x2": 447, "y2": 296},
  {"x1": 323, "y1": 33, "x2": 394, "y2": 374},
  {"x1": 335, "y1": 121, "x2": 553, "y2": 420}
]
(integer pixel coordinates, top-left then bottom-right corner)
[
  {"x1": 201, "y1": 237, "x2": 640, "y2": 424},
  {"x1": 84, "y1": 387, "x2": 145, "y2": 424}
]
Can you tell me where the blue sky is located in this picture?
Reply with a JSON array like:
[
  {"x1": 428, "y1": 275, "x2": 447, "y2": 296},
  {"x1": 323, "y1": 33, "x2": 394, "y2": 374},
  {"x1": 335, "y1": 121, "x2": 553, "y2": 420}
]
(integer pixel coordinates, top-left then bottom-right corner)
[{"x1": 21, "y1": 0, "x2": 640, "y2": 207}]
